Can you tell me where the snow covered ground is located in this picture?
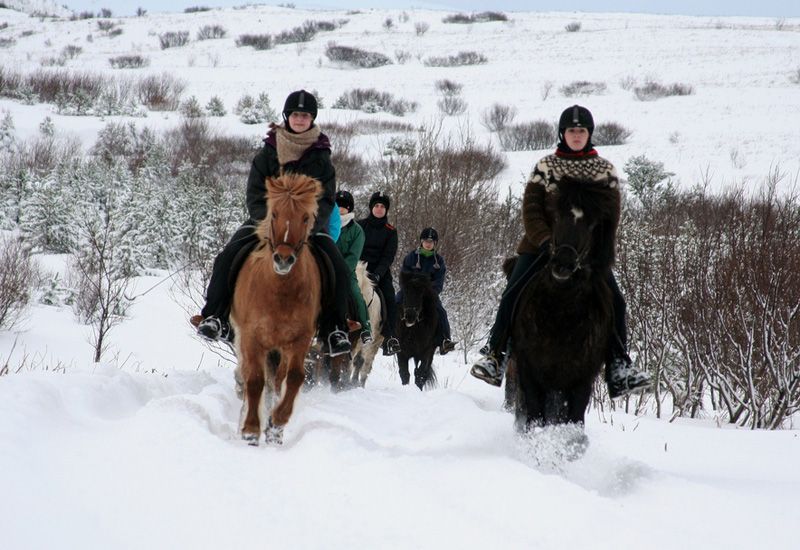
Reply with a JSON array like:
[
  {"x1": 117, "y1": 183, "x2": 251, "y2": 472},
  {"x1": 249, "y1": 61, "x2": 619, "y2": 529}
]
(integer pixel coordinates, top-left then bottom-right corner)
[{"x1": 2, "y1": 4, "x2": 800, "y2": 550}]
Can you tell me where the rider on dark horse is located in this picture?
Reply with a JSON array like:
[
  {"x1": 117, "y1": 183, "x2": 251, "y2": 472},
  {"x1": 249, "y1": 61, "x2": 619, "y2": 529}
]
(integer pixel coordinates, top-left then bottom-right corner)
[
  {"x1": 396, "y1": 227, "x2": 457, "y2": 355},
  {"x1": 470, "y1": 105, "x2": 653, "y2": 399},
  {"x1": 193, "y1": 90, "x2": 352, "y2": 357}
]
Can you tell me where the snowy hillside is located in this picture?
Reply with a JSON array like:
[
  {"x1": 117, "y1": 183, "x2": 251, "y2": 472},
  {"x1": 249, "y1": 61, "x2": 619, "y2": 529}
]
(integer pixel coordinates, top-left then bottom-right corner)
[
  {"x1": 1, "y1": 5, "x2": 800, "y2": 550},
  {"x1": 1, "y1": 5, "x2": 799, "y2": 192}
]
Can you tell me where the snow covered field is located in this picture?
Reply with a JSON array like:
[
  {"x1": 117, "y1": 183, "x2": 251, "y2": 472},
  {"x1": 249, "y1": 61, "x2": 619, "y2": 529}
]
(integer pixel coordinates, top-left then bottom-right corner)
[{"x1": 1, "y1": 4, "x2": 800, "y2": 549}]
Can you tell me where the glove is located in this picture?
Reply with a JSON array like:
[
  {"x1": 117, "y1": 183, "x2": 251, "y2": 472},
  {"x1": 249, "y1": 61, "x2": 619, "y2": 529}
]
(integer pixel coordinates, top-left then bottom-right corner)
[{"x1": 368, "y1": 272, "x2": 380, "y2": 284}]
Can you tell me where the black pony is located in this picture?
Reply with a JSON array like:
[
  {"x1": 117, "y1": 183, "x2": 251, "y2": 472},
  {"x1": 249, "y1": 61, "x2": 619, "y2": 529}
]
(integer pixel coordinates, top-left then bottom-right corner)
[
  {"x1": 396, "y1": 271, "x2": 439, "y2": 389},
  {"x1": 505, "y1": 176, "x2": 620, "y2": 450}
]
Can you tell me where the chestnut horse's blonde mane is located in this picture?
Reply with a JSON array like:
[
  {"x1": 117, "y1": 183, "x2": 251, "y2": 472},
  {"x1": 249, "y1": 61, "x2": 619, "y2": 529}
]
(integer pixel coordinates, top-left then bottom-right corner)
[{"x1": 255, "y1": 173, "x2": 321, "y2": 247}]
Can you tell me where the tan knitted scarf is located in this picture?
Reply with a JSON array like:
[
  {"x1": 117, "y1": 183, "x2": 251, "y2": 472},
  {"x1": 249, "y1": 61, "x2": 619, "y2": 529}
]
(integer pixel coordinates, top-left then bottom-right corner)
[{"x1": 271, "y1": 122, "x2": 321, "y2": 167}]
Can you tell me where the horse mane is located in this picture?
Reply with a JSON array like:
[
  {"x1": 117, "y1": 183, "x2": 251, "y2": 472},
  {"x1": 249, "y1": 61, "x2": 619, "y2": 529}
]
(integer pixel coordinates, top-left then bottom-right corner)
[{"x1": 255, "y1": 173, "x2": 322, "y2": 245}]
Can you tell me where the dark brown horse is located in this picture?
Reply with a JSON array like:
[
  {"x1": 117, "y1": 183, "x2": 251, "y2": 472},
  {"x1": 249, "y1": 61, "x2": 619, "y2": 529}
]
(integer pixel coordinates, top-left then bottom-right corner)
[
  {"x1": 396, "y1": 271, "x2": 439, "y2": 390},
  {"x1": 230, "y1": 173, "x2": 321, "y2": 445},
  {"x1": 505, "y1": 176, "x2": 620, "y2": 455}
]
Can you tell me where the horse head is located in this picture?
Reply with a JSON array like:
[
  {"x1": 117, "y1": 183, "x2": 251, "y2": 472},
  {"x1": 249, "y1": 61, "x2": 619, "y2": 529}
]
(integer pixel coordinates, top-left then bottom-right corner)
[
  {"x1": 399, "y1": 271, "x2": 433, "y2": 327},
  {"x1": 547, "y1": 177, "x2": 620, "y2": 283},
  {"x1": 257, "y1": 173, "x2": 321, "y2": 275}
]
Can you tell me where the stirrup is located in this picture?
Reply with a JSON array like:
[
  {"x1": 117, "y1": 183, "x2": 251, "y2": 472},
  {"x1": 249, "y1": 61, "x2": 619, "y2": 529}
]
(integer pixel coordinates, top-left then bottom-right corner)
[
  {"x1": 470, "y1": 354, "x2": 505, "y2": 387},
  {"x1": 383, "y1": 336, "x2": 401, "y2": 356},
  {"x1": 360, "y1": 330, "x2": 373, "y2": 345},
  {"x1": 327, "y1": 330, "x2": 351, "y2": 357}
]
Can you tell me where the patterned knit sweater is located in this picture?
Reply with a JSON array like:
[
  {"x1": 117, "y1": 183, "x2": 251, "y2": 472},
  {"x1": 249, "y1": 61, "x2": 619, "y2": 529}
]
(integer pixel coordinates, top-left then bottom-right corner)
[{"x1": 517, "y1": 152, "x2": 620, "y2": 255}]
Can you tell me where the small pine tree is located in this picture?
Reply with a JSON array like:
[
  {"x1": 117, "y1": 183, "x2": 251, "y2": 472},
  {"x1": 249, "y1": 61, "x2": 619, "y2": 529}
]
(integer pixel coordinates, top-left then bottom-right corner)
[
  {"x1": 179, "y1": 95, "x2": 204, "y2": 118},
  {"x1": 0, "y1": 111, "x2": 15, "y2": 151},
  {"x1": 39, "y1": 116, "x2": 55, "y2": 137},
  {"x1": 624, "y1": 154, "x2": 675, "y2": 210},
  {"x1": 205, "y1": 96, "x2": 226, "y2": 116}
]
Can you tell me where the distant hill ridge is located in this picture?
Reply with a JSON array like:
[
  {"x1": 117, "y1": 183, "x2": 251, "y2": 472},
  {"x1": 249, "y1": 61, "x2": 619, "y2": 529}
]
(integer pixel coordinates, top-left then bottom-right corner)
[{"x1": 1, "y1": 0, "x2": 72, "y2": 17}]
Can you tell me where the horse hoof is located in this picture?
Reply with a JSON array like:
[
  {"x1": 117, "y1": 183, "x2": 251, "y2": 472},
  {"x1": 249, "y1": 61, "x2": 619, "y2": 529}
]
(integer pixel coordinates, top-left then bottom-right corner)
[
  {"x1": 242, "y1": 433, "x2": 260, "y2": 446},
  {"x1": 265, "y1": 419, "x2": 284, "y2": 445}
]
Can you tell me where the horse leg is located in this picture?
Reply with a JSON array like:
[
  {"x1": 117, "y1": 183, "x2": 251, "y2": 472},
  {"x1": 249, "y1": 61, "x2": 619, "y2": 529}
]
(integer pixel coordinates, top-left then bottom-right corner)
[
  {"x1": 328, "y1": 353, "x2": 348, "y2": 392},
  {"x1": 268, "y1": 344, "x2": 307, "y2": 444},
  {"x1": 398, "y1": 354, "x2": 411, "y2": 385},
  {"x1": 414, "y1": 349, "x2": 436, "y2": 390},
  {"x1": 238, "y1": 340, "x2": 266, "y2": 445}
]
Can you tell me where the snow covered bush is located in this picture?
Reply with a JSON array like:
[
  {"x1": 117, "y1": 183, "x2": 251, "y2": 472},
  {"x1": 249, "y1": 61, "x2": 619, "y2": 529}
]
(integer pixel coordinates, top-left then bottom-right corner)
[
  {"x1": 234, "y1": 93, "x2": 277, "y2": 124},
  {"x1": 332, "y1": 88, "x2": 417, "y2": 116},
  {"x1": 565, "y1": 21, "x2": 582, "y2": 32},
  {"x1": 325, "y1": 44, "x2": 392, "y2": 69},
  {"x1": 624, "y1": 154, "x2": 675, "y2": 209},
  {"x1": 634, "y1": 80, "x2": 694, "y2": 101},
  {"x1": 560, "y1": 80, "x2": 607, "y2": 97},
  {"x1": 235, "y1": 34, "x2": 272, "y2": 50},
  {"x1": 205, "y1": 96, "x2": 226, "y2": 116},
  {"x1": 423, "y1": 51, "x2": 487, "y2": 67},
  {"x1": 179, "y1": 96, "x2": 204, "y2": 118},
  {"x1": 0, "y1": 234, "x2": 38, "y2": 330},
  {"x1": 109, "y1": 55, "x2": 150, "y2": 68}
]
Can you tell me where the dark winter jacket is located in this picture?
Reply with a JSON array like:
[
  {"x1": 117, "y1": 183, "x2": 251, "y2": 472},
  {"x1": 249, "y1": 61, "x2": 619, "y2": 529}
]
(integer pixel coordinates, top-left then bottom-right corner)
[
  {"x1": 401, "y1": 249, "x2": 446, "y2": 294},
  {"x1": 245, "y1": 129, "x2": 335, "y2": 235},
  {"x1": 357, "y1": 215, "x2": 398, "y2": 280},
  {"x1": 518, "y1": 149, "x2": 620, "y2": 255},
  {"x1": 336, "y1": 217, "x2": 365, "y2": 272}
]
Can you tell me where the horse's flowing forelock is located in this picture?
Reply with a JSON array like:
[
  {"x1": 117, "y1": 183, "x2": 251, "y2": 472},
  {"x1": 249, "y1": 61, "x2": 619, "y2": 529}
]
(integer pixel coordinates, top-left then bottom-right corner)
[{"x1": 266, "y1": 173, "x2": 321, "y2": 219}]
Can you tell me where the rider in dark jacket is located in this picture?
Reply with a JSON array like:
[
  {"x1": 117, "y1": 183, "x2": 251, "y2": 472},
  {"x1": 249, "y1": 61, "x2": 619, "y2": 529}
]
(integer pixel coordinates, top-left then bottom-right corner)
[
  {"x1": 397, "y1": 227, "x2": 457, "y2": 355},
  {"x1": 357, "y1": 191, "x2": 401, "y2": 356},
  {"x1": 194, "y1": 90, "x2": 351, "y2": 357}
]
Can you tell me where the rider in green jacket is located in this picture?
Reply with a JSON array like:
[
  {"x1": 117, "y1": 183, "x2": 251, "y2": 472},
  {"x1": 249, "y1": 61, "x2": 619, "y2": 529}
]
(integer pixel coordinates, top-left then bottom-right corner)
[{"x1": 336, "y1": 190, "x2": 373, "y2": 345}]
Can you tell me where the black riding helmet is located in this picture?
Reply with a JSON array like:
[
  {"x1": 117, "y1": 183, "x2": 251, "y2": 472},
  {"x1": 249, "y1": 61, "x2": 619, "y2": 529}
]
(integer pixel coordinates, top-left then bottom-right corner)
[
  {"x1": 335, "y1": 190, "x2": 354, "y2": 213},
  {"x1": 419, "y1": 227, "x2": 438, "y2": 242},
  {"x1": 282, "y1": 89, "x2": 318, "y2": 126},
  {"x1": 557, "y1": 104, "x2": 594, "y2": 152}
]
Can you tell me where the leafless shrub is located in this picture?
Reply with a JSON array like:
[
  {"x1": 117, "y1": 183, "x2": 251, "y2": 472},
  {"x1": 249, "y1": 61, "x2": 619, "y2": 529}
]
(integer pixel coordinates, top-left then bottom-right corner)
[
  {"x1": 592, "y1": 121, "x2": 632, "y2": 146},
  {"x1": 443, "y1": 11, "x2": 507, "y2": 23},
  {"x1": 383, "y1": 17, "x2": 394, "y2": 30},
  {"x1": 481, "y1": 103, "x2": 517, "y2": 132},
  {"x1": 98, "y1": 8, "x2": 112, "y2": 17},
  {"x1": 96, "y1": 20, "x2": 114, "y2": 32},
  {"x1": 415, "y1": 21, "x2": 429, "y2": 36},
  {"x1": 26, "y1": 69, "x2": 108, "y2": 104},
  {"x1": 274, "y1": 21, "x2": 317, "y2": 44},
  {"x1": 540, "y1": 80, "x2": 554, "y2": 101},
  {"x1": 135, "y1": 72, "x2": 186, "y2": 110},
  {"x1": 790, "y1": 67, "x2": 800, "y2": 84},
  {"x1": 136, "y1": 7, "x2": 147, "y2": 16},
  {"x1": 332, "y1": 88, "x2": 417, "y2": 116},
  {"x1": 159, "y1": 31, "x2": 190, "y2": 49},
  {"x1": 438, "y1": 96, "x2": 467, "y2": 116},
  {"x1": 197, "y1": 24, "x2": 227, "y2": 40},
  {"x1": 236, "y1": 33, "x2": 273, "y2": 50},
  {"x1": 435, "y1": 79, "x2": 463, "y2": 96},
  {"x1": 424, "y1": 51, "x2": 487, "y2": 67},
  {"x1": 395, "y1": 50, "x2": 412, "y2": 64},
  {"x1": 618, "y1": 167, "x2": 800, "y2": 428},
  {"x1": 179, "y1": 96, "x2": 204, "y2": 118},
  {"x1": 560, "y1": 80, "x2": 607, "y2": 97},
  {"x1": 0, "y1": 38, "x2": 14, "y2": 48},
  {"x1": 325, "y1": 43, "x2": 393, "y2": 69},
  {"x1": 774, "y1": 17, "x2": 787, "y2": 30},
  {"x1": 327, "y1": 120, "x2": 415, "y2": 137},
  {"x1": 71, "y1": 11, "x2": 95, "y2": 20},
  {"x1": 0, "y1": 235, "x2": 38, "y2": 330},
  {"x1": 61, "y1": 45, "x2": 83, "y2": 59},
  {"x1": 498, "y1": 120, "x2": 556, "y2": 151},
  {"x1": 109, "y1": 54, "x2": 149, "y2": 69},
  {"x1": 163, "y1": 117, "x2": 255, "y2": 176},
  {"x1": 619, "y1": 75, "x2": 637, "y2": 91},
  {"x1": 565, "y1": 21, "x2": 581, "y2": 32},
  {"x1": 184, "y1": 5, "x2": 211, "y2": 12},
  {"x1": 634, "y1": 80, "x2": 694, "y2": 101},
  {"x1": 0, "y1": 66, "x2": 22, "y2": 97}
]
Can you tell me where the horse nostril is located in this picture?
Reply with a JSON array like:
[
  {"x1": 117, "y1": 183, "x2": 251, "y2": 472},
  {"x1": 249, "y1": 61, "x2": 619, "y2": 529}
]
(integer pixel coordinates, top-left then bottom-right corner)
[
  {"x1": 273, "y1": 253, "x2": 281, "y2": 264},
  {"x1": 286, "y1": 255, "x2": 296, "y2": 265}
]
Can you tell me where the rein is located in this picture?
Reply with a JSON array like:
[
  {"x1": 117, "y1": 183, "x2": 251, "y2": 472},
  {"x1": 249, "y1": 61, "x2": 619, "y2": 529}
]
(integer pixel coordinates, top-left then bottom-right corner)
[{"x1": 549, "y1": 242, "x2": 589, "y2": 274}]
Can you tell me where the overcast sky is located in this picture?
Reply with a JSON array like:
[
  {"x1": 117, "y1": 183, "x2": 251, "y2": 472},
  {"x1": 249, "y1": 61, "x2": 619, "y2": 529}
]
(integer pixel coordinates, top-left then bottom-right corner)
[{"x1": 61, "y1": 0, "x2": 799, "y2": 18}]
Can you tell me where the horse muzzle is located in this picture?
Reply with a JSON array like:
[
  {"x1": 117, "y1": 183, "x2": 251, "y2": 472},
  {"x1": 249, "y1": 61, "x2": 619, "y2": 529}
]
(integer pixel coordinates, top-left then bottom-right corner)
[
  {"x1": 273, "y1": 252, "x2": 297, "y2": 275},
  {"x1": 401, "y1": 308, "x2": 420, "y2": 327}
]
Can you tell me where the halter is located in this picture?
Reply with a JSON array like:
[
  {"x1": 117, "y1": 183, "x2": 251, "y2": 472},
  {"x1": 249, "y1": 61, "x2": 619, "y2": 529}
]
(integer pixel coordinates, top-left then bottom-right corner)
[
  {"x1": 549, "y1": 242, "x2": 590, "y2": 275},
  {"x1": 264, "y1": 218, "x2": 309, "y2": 258}
]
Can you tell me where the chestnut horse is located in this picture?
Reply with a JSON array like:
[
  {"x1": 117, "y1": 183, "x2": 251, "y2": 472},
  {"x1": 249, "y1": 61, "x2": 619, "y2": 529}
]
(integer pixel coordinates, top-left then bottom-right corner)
[{"x1": 230, "y1": 173, "x2": 321, "y2": 445}]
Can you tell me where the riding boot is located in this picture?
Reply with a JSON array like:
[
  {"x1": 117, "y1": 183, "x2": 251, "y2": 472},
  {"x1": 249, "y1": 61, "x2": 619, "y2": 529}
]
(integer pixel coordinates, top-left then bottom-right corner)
[
  {"x1": 606, "y1": 353, "x2": 653, "y2": 399},
  {"x1": 470, "y1": 351, "x2": 507, "y2": 386}
]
